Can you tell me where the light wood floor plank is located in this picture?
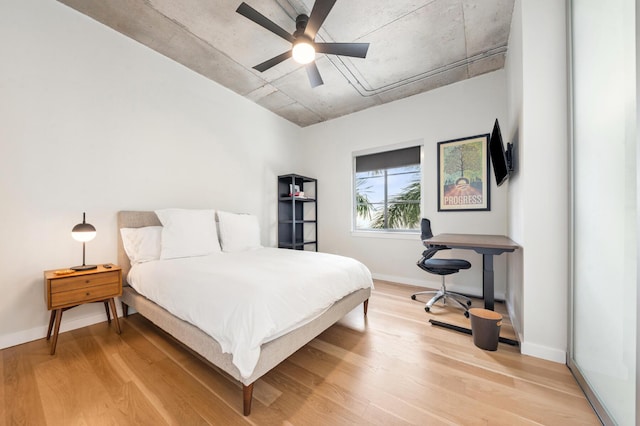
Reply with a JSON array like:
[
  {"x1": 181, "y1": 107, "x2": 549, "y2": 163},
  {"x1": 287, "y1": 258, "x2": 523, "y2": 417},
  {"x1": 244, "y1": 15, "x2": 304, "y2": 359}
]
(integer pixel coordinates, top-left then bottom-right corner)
[
  {"x1": 113, "y1": 335, "x2": 212, "y2": 425},
  {"x1": 3, "y1": 345, "x2": 48, "y2": 425},
  {"x1": 1, "y1": 280, "x2": 600, "y2": 425},
  {"x1": 36, "y1": 333, "x2": 134, "y2": 425},
  {"x1": 109, "y1": 351, "x2": 176, "y2": 425},
  {"x1": 82, "y1": 323, "x2": 179, "y2": 425},
  {"x1": 287, "y1": 337, "x2": 543, "y2": 425}
]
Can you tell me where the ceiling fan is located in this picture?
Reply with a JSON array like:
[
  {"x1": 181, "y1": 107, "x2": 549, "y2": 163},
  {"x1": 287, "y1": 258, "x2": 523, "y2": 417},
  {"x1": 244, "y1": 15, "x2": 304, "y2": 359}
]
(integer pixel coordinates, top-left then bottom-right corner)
[{"x1": 236, "y1": 0, "x2": 370, "y2": 88}]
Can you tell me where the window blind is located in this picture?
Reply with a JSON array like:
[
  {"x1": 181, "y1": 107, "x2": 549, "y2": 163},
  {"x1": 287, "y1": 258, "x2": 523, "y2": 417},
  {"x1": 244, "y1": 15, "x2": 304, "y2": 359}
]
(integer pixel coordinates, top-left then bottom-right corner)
[{"x1": 355, "y1": 146, "x2": 420, "y2": 173}]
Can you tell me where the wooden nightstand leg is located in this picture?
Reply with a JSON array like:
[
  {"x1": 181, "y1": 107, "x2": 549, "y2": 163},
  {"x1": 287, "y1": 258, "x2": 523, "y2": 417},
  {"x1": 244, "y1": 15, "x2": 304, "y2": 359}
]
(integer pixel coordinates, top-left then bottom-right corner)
[
  {"x1": 46, "y1": 310, "x2": 56, "y2": 340},
  {"x1": 108, "y1": 298, "x2": 121, "y2": 334},
  {"x1": 104, "y1": 301, "x2": 111, "y2": 324},
  {"x1": 50, "y1": 308, "x2": 63, "y2": 355}
]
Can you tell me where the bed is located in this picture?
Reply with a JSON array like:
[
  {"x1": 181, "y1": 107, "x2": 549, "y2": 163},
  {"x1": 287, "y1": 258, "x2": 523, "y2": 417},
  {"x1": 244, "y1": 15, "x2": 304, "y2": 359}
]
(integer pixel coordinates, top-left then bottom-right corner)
[{"x1": 116, "y1": 210, "x2": 372, "y2": 416}]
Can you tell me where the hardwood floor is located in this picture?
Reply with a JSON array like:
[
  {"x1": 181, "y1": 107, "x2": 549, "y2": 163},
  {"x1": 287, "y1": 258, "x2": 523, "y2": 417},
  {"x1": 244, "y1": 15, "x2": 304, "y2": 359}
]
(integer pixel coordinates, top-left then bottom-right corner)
[{"x1": 1, "y1": 280, "x2": 599, "y2": 425}]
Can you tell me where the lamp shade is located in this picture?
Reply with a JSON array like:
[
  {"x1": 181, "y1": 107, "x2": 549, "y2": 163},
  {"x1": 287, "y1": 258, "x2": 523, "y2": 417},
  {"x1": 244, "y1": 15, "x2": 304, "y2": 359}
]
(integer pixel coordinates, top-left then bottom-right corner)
[{"x1": 72, "y1": 217, "x2": 96, "y2": 242}]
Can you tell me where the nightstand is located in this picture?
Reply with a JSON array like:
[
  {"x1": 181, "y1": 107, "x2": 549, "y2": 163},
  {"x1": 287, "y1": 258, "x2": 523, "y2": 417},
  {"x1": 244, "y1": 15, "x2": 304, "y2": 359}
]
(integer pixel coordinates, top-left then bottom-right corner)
[{"x1": 44, "y1": 264, "x2": 123, "y2": 355}]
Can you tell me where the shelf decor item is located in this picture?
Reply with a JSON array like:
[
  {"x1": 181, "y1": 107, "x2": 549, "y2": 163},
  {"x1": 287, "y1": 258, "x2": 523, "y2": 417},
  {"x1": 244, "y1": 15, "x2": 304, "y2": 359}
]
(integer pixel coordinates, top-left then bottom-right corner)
[
  {"x1": 70, "y1": 212, "x2": 97, "y2": 270},
  {"x1": 288, "y1": 184, "x2": 301, "y2": 196}
]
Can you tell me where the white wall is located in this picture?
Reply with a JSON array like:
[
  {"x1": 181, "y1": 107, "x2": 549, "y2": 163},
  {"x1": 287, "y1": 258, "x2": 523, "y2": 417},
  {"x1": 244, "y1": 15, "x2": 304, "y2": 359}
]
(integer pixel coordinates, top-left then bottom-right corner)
[
  {"x1": 299, "y1": 71, "x2": 510, "y2": 297},
  {"x1": 0, "y1": 0, "x2": 300, "y2": 349},
  {"x1": 504, "y1": 0, "x2": 568, "y2": 363}
]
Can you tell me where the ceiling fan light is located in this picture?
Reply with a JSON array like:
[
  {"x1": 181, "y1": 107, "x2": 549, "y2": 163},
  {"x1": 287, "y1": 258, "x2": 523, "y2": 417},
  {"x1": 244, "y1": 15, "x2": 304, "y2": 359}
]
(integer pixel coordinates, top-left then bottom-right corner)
[{"x1": 292, "y1": 41, "x2": 315, "y2": 64}]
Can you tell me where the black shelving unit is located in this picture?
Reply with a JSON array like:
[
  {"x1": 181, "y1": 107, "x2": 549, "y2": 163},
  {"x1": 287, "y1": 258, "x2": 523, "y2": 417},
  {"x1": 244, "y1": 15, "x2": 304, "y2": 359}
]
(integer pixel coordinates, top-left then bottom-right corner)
[{"x1": 278, "y1": 174, "x2": 317, "y2": 251}]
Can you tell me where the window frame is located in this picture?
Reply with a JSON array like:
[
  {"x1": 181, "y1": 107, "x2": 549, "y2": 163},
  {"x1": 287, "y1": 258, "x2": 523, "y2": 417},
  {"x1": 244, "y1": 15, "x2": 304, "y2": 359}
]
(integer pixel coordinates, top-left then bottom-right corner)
[{"x1": 351, "y1": 141, "x2": 424, "y2": 237}]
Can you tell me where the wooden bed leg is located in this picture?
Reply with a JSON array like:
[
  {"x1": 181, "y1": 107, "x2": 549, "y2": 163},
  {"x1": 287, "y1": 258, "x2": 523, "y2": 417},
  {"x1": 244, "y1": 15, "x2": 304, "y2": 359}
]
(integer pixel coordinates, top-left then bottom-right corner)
[
  {"x1": 121, "y1": 302, "x2": 129, "y2": 318},
  {"x1": 243, "y1": 383, "x2": 254, "y2": 416},
  {"x1": 363, "y1": 299, "x2": 369, "y2": 316}
]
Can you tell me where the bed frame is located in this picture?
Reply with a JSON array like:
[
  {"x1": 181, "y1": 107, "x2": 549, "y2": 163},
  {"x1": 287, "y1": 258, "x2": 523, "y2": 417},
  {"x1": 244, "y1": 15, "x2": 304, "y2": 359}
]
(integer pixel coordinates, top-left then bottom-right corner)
[{"x1": 116, "y1": 211, "x2": 370, "y2": 416}]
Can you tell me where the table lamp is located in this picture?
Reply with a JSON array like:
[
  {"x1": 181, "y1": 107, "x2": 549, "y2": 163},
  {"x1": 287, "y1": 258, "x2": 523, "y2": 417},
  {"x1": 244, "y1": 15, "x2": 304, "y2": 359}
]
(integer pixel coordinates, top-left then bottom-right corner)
[{"x1": 71, "y1": 212, "x2": 97, "y2": 271}]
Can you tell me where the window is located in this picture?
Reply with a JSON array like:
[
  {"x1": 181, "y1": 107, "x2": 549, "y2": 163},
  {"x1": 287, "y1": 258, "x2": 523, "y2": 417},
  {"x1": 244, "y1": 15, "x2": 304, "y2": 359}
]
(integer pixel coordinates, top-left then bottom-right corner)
[{"x1": 354, "y1": 145, "x2": 422, "y2": 232}]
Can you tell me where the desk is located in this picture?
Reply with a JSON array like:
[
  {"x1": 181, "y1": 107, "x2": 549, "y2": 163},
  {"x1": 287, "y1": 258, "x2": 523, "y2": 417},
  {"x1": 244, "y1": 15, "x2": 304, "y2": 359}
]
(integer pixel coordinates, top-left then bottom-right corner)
[{"x1": 424, "y1": 233, "x2": 520, "y2": 311}]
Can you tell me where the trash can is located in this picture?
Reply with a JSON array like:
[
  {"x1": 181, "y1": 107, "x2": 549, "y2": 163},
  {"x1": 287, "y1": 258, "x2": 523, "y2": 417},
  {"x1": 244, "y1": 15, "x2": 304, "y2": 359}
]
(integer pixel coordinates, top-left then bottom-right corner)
[{"x1": 469, "y1": 308, "x2": 502, "y2": 351}]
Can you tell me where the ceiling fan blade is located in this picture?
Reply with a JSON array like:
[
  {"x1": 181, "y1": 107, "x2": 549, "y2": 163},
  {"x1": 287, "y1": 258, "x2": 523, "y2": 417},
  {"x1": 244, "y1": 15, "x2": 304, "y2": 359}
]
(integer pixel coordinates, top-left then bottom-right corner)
[
  {"x1": 305, "y1": 0, "x2": 337, "y2": 40},
  {"x1": 236, "y1": 2, "x2": 295, "y2": 43},
  {"x1": 306, "y1": 62, "x2": 324, "y2": 88},
  {"x1": 315, "y1": 42, "x2": 370, "y2": 58},
  {"x1": 253, "y1": 50, "x2": 293, "y2": 72}
]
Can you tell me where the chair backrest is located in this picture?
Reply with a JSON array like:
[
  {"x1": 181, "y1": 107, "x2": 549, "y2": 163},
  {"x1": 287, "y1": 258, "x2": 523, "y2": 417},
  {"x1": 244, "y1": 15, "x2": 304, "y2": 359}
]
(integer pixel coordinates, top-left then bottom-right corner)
[
  {"x1": 419, "y1": 217, "x2": 448, "y2": 255},
  {"x1": 420, "y1": 218, "x2": 434, "y2": 241}
]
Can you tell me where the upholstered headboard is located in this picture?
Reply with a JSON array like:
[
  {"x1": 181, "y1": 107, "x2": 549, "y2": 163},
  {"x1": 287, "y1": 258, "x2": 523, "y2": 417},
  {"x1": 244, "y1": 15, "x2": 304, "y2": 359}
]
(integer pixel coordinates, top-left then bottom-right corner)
[{"x1": 117, "y1": 211, "x2": 162, "y2": 283}]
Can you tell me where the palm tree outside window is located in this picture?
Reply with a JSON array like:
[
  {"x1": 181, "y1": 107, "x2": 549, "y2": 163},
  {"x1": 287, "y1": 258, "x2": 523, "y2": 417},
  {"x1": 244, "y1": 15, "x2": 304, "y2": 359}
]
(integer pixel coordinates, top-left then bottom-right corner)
[{"x1": 354, "y1": 145, "x2": 422, "y2": 231}]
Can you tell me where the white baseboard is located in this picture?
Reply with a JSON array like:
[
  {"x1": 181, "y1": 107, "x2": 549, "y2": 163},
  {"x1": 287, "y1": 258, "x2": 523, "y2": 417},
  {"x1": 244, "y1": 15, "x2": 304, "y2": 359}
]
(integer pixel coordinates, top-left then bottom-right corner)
[
  {"x1": 0, "y1": 305, "x2": 128, "y2": 351},
  {"x1": 520, "y1": 341, "x2": 566, "y2": 364},
  {"x1": 0, "y1": 313, "x2": 104, "y2": 350},
  {"x1": 506, "y1": 300, "x2": 525, "y2": 345},
  {"x1": 371, "y1": 273, "x2": 504, "y2": 300},
  {"x1": 371, "y1": 273, "x2": 425, "y2": 287},
  {"x1": 0, "y1": 326, "x2": 49, "y2": 351}
]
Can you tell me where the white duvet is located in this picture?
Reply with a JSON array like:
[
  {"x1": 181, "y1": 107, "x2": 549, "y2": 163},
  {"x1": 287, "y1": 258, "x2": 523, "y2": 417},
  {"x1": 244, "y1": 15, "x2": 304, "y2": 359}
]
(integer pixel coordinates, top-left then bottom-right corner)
[{"x1": 127, "y1": 248, "x2": 373, "y2": 378}]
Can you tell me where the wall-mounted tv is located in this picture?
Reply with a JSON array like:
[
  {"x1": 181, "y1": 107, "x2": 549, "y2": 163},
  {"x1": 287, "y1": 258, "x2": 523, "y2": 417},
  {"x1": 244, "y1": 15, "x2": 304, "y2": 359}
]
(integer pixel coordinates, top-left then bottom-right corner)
[{"x1": 489, "y1": 119, "x2": 513, "y2": 186}]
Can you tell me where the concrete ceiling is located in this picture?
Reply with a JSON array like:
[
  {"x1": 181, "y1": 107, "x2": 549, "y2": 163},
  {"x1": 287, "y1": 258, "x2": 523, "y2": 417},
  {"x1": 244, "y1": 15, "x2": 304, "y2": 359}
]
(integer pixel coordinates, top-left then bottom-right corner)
[{"x1": 57, "y1": 0, "x2": 515, "y2": 127}]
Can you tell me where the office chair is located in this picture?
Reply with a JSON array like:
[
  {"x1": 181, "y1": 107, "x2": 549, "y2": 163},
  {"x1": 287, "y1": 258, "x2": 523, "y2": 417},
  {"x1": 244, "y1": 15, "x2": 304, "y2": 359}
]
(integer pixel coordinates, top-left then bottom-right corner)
[{"x1": 411, "y1": 218, "x2": 472, "y2": 317}]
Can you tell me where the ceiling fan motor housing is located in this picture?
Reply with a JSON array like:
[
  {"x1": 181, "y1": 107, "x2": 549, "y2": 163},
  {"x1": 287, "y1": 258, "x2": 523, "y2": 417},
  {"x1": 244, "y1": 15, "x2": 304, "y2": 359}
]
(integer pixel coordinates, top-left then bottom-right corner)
[{"x1": 294, "y1": 14, "x2": 309, "y2": 37}]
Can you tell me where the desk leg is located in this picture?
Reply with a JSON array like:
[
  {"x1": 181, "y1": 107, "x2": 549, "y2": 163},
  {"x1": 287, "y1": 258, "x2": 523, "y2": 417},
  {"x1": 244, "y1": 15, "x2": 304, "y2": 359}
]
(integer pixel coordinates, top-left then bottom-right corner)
[{"x1": 483, "y1": 254, "x2": 495, "y2": 311}]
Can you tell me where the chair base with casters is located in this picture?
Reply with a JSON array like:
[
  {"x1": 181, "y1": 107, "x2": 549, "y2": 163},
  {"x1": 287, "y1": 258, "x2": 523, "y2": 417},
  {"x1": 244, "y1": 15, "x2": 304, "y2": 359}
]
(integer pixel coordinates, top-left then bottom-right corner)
[{"x1": 411, "y1": 273, "x2": 473, "y2": 318}]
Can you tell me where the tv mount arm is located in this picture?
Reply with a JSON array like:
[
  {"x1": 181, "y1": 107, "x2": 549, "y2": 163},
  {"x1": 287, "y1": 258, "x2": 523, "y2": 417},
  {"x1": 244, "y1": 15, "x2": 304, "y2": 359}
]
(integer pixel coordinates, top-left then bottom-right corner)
[{"x1": 505, "y1": 143, "x2": 514, "y2": 172}]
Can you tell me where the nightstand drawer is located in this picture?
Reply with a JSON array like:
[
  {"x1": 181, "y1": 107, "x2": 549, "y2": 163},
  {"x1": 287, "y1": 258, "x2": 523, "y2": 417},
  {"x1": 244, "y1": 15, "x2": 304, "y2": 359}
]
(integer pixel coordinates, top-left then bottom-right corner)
[
  {"x1": 51, "y1": 281, "x2": 121, "y2": 307},
  {"x1": 50, "y1": 270, "x2": 120, "y2": 293}
]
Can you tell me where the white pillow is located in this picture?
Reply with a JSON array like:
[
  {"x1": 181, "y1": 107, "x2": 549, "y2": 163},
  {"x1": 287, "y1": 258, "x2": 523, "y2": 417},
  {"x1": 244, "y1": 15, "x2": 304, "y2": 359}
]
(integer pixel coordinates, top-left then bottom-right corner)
[
  {"x1": 217, "y1": 211, "x2": 262, "y2": 252},
  {"x1": 155, "y1": 208, "x2": 221, "y2": 259},
  {"x1": 120, "y1": 226, "x2": 162, "y2": 265}
]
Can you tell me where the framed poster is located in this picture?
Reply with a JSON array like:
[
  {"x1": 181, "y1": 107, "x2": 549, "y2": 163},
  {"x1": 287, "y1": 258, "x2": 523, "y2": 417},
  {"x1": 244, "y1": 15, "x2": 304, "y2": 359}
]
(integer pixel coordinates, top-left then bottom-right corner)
[{"x1": 437, "y1": 134, "x2": 490, "y2": 211}]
